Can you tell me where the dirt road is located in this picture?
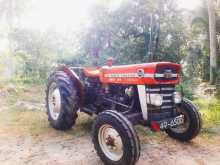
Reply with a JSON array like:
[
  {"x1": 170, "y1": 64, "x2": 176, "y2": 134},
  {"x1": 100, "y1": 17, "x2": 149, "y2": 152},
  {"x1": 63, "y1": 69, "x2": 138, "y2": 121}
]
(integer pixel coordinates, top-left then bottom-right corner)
[{"x1": 0, "y1": 118, "x2": 220, "y2": 165}]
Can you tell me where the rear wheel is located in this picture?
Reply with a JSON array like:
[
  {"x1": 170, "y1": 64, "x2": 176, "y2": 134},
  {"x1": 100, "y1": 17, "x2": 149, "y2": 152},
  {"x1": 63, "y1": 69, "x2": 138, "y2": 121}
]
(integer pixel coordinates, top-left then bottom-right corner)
[
  {"x1": 46, "y1": 71, "x2": 79, "y2": 130},
  {"x1": 93, "y1": 110, "x2": 140, "y2": 165},
  {"x1": 166, "y1": 98, "x2": 202, "y2": 141}
]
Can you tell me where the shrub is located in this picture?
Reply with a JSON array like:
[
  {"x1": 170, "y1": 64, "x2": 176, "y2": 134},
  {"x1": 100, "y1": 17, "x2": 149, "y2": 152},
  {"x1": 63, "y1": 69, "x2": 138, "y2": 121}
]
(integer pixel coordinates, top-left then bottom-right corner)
[
  {"x1": 176, "y1": 81, "x2": 194, "y2": 100},
  {"x1": 194, "y1": 97, "x2": 220, "y2": 127}
]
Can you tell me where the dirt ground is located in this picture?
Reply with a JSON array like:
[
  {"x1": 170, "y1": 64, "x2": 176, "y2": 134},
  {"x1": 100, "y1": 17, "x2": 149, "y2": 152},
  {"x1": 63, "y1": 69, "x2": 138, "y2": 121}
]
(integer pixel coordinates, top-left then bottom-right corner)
[
  {"x1": 0, "y1": 128, "x2": 220, "y2": 165},
  {"x1": 0, "y1": 84, "x2": 220, "y2": 165}
]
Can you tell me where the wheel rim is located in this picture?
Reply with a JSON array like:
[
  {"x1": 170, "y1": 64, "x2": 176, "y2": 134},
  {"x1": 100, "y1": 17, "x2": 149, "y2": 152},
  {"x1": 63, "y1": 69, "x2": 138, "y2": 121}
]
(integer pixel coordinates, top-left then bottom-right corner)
[
  {"x1": 48, "y1": 82, "x2": 61, "y2": 120},
  {"x1": 98, "y1": 124, "x2": 123, "y2": 161},
  {"x1": 170, "y1": 107, "x2": 190, "y2": 133}
]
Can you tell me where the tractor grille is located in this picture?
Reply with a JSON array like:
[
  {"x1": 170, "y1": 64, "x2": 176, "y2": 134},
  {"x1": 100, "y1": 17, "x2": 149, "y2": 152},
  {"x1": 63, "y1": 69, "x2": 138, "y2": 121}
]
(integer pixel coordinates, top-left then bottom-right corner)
[
  {"x1": 146, "y1": 84, "x2": 176, "y2": 121},
  {"x1": 155, "y1": 66, "x2": 178, "y2": 81},
  {"x1": 146, "y1": 84, "x2": 175, "y2": 112}
]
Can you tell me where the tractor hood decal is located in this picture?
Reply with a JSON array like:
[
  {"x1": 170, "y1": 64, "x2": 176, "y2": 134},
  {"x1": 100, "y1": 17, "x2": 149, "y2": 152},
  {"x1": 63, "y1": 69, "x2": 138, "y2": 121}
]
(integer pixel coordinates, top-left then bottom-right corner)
[
  {"x1": 104, "y1": 73, "x2": 178, "y2": 78},
  {"x1": 104, "y1": 73, "x2": 154, "y2": 78}
]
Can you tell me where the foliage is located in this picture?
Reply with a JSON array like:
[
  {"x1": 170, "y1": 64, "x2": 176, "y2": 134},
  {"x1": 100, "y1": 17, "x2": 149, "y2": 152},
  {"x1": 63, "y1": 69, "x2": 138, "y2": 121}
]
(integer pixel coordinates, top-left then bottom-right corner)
[
  {"x1": 11, "y1": 29, "x2": 58, "y2": 75},
  {"x1": 0, "y1": 28, "x2": 80, "y2": 82},
  {"x1": 76, "y1": 0, "x2": 188, "y2": 66},
  {"x1": 0, "y1": 0, "x2": 31, "y2": 29},
  {"x1": 190, "y1": 0, "x2": 220, "y2": 83},
  {"x1": 0, "y1": 0, "x2": 216, "y2": 84},
  {"x1": 176, "y1": 81, "x2": 194, "y2": 100},
  {"x1": 186, "y1": 1, "x2": 210, "y2": 81},
  {"x1": 0, "y1": 0, "x2": 219, "y2": 85},
  {"x1": 0, "y1": 52, "x2": 25, "y2": 81},
  {"x1": 194, "y1": 97, "x2": 220, "y2": 128}
]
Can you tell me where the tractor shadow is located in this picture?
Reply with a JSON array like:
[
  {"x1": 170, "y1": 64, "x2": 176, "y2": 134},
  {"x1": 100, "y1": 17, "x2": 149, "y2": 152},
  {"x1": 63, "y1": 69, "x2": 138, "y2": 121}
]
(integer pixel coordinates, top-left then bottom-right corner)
[{"x1": 65, "y1": 113, "x2": 95, "y2": 137}]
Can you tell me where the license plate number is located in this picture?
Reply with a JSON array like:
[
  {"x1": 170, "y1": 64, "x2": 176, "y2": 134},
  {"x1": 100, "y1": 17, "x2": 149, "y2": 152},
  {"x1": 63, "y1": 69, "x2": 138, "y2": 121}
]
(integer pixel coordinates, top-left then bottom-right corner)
[{"x1": 159, "y1": 115, "x2": 184, "y2": 130}]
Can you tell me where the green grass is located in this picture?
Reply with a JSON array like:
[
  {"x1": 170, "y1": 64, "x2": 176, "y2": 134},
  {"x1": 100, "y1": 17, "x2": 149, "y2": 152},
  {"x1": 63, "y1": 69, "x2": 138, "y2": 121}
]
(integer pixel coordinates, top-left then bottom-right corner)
[
  {"x1": 0, "y1": 108, "x2": 95, "y2": 137},
  {"x1": 0, "y1": 76, "x2": 46, "y2": 87},
  {"x1": 0, "y1": 82, "x2": 95, "y2": 137},
  {"x1": 194, "y1": 97, "x2": 220, "y2": 130},
  {"x1": 1, "y1": 82, "x2": 220, "y2": 138},
  {"x1": 1, "y1": 83, "x2": 45, "y2": 104},
  {"x1": 0, "y1": 109, "x2": 50, "y2": 136},
  {"x1": 0, "y1": 82, "x2": 48, "y2": 136}
]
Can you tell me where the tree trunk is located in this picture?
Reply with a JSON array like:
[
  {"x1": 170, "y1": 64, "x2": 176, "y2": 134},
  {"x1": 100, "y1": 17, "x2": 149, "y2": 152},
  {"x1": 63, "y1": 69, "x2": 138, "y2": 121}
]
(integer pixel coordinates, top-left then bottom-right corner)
[{"x1": 207, "y1": 0, "x2": 217, "y2": 84}]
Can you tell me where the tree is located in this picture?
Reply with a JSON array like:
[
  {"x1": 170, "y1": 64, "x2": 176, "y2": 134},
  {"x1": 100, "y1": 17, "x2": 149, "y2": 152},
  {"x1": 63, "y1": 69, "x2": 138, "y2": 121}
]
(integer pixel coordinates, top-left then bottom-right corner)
[
  {"x1": 78, "y1": 0, "x2": 187, "y2": 66},
  {"x1": 0, "y1": 0, "x2": 29, "y2": 28},
  {"x1": 207, "y1": 0, "x2": 217, "y2": 84}
]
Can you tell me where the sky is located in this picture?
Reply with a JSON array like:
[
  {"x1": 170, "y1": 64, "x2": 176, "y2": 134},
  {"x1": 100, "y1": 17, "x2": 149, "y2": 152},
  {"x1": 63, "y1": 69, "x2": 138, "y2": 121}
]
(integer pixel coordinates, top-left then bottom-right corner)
[
  {"x1": 0, "y1": 0, "x2": 203, "y2": 52},
  {"x1": 21, "y1": 0, "x2": 124, "y2": 33},
  {"x1": 20, "y1": 0, "x2": 202, "y2": 33},
  {"x1": 178, "y1": 0, "x2": 201, "y2": 10}
]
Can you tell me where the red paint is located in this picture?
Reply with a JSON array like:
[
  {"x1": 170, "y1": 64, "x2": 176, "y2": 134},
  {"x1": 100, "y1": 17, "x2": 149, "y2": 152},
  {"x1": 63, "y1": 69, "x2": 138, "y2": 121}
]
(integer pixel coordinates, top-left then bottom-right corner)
[
  {"x1": 150, "y1": 121, "x2": 161, "y2": 132},
  {"x1": 83, "y1": 62, "x2": 181, "y2": 85},
  {"x1": 106, "y1": 57, "x2": 114, "y2": 67}
]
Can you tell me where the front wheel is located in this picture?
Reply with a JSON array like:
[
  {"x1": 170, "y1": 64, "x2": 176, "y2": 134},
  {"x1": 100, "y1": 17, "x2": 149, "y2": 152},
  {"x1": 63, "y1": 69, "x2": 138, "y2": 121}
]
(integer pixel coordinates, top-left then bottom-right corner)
[
  {"x1": 92, "y1": 110, "x2": 140, "y2": 165},
  {"x1": 166, "y1": 98, "x2": 202, "y2": 142}
]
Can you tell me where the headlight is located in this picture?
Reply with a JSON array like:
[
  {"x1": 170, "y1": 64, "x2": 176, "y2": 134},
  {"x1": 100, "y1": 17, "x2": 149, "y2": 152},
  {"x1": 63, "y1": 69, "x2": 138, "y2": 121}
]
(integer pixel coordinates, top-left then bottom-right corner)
[
  {"x1": 146, "y1": 93, "x2": 163, "y2": 106},
  {"x1": 173, "y1": 92, "x2": 182, "y2": 104}
]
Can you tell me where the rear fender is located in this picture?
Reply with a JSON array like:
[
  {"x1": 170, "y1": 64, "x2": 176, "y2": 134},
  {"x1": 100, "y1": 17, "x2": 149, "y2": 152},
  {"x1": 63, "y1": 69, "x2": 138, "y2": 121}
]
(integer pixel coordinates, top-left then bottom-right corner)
[{"x1": 55, "y1": 65, "x2": 84, "y2": 108}]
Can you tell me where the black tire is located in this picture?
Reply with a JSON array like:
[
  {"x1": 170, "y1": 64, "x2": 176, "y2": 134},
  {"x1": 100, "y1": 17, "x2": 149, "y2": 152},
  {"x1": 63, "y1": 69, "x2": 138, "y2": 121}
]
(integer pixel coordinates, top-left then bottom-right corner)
[
  {"x1": 46, "y1": 71, "x2": 79, "y2": 130},
  {"x1": 92, "y1": 110, "x2": 140, "y2": 165},
  {"x1": 166, "y1": 98, "x2": 202, "y2": 141}
]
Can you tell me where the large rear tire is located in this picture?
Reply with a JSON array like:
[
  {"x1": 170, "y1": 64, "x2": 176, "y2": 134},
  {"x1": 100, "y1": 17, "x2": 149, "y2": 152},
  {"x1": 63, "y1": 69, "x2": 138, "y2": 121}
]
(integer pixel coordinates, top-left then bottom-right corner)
[
  {"x1": 46, "y1": 71, "x2": 79, "y2": 130},
  {"x1": 165, "y1": 98, "x2": 202, "y2": 141},
  {"x1": 93, "y1": 110, "x2": 140, "y2": 165}
]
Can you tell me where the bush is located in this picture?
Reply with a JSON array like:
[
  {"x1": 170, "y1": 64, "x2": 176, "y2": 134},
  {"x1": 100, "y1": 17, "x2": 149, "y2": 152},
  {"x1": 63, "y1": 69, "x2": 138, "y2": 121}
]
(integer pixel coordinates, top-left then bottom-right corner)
[
  {"x1": 194, "y1": 97, "x2": 220, "y2": 127},
  {"x1": 176, "y1": 81, "x2": 194, "y2": 100}
]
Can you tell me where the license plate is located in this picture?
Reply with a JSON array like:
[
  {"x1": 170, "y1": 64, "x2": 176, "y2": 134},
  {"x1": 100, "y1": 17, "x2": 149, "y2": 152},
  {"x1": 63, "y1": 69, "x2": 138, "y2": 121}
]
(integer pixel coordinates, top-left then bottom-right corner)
[{"x1": 159, "y1": 115, "x2": 184, "y2": 130}]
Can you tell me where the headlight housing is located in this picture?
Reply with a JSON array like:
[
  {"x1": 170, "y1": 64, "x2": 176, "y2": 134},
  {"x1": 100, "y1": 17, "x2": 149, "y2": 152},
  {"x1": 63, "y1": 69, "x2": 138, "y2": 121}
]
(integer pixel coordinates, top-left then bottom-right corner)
[
  {"x1": 173, "y1": 92, "x2": 182, "y2": 104},
  {"x1": 146, "y1": 93, "x2": 163, "y2": 106}
]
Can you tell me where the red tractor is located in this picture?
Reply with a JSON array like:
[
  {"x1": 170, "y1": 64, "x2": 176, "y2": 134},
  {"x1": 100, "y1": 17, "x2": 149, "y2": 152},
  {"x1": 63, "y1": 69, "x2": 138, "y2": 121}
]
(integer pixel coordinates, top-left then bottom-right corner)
[{"x1": 46, "y1": 61, "x2": 202, "y2": 165}]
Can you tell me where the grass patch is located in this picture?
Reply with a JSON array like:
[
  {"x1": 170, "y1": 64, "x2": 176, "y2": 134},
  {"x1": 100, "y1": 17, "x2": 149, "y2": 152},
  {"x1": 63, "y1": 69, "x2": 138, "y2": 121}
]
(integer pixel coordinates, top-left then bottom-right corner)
[
  {"x1": 0, "y1": 76, "x2": 46, "y2": 87},
  {"x1": 1, "y1": 83, "x2": 45, "y2": 105},
  {"x1": 0, "y1": 82, "x2": 48, "y2": 136},
  {"x1": 16, "y1": 84, "x2": 45, "y2": 102},
  {"x1": 0, "y1": 109, "x2": 50, "y2": 136},
  {"x1": 0, "y1": 109, "x2": 95, "y2": 137},
  {"x1": 0, "y1": 82, "x2": 95, "y2": 138},
  {"x1": 136, "y1": 125, "x2": 158, "y2": 137},
  {"x1": 67, "y1": 113, "x2": 95, "y2": 137},
  {"x1": 194, "y1": 97, "x2": 220, "y2": 130}
]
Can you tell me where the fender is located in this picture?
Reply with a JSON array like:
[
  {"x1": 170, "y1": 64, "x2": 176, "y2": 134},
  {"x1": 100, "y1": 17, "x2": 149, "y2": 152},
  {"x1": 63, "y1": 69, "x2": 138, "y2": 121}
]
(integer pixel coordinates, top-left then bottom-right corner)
[
  {"x1": 137, "y1": 85, "x2": 148, "y2": 120},
  {"x1": 56, "y1": 65, "x2": 84, "y2": 109}
]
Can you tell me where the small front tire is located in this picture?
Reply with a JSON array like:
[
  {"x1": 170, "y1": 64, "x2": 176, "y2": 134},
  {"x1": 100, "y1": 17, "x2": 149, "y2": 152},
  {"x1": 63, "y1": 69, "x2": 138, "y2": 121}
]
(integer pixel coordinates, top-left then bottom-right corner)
[
  {"x1": 93, "y1": 110, "x2": 140, "y2": 165},
  {"x1": 166, "y1": 98, "x2": 202, "y2": 141}
]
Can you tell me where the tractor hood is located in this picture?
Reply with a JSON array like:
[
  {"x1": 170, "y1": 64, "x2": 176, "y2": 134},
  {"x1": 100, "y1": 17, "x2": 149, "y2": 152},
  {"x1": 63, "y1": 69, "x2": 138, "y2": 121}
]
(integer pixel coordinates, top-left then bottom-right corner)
[{"x1": 99, "y1": 62, "x2": 181, "y2": 85}]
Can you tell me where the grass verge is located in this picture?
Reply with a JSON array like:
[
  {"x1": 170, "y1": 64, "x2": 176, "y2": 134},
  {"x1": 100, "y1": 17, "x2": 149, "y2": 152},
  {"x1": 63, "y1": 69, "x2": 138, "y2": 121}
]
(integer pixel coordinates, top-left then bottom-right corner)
[
  {"x1": 1, "y1": 83, "x2": 220, "y2": 138},
  {"x1": 194, "y1": 97, "x2": 220, "y2": 135}
]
